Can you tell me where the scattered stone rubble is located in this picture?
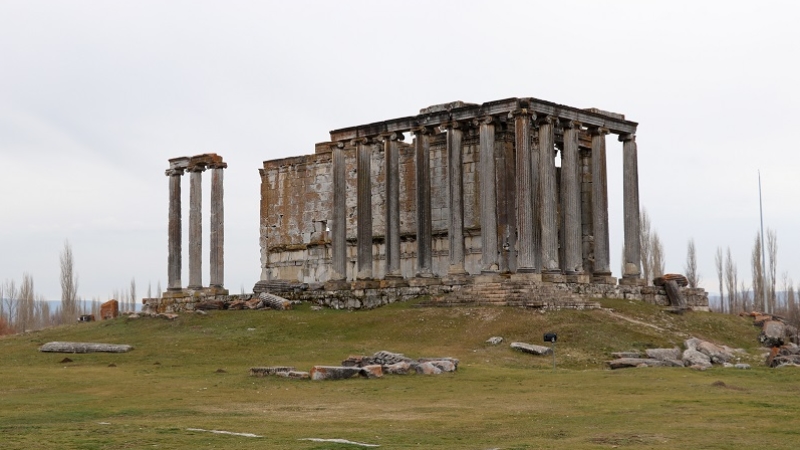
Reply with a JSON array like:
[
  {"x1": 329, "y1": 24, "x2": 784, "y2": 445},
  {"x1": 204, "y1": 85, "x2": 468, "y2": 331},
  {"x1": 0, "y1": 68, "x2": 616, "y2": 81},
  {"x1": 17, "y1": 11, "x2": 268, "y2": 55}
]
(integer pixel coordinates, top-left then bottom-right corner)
[
  {"x1": 740, "y1": 311, "x2": 800, "y2": 367},
  {"x1": 194, "y1": 292, "x2": 297, "y2": 311},
  {"x1": 607, "y1": 337, "x2": 746, "y2": 370},
  {"x1": 250, "y1": 350, "x2": 459, "y2": 381}
]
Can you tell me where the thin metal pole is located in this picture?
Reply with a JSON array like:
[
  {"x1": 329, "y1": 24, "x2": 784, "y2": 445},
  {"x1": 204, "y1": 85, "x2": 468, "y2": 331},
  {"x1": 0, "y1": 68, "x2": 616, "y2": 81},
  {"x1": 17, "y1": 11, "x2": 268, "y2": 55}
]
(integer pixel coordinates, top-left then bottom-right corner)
[{"x1": 759, "y1": 170, "x2": 768, "y2": 313}]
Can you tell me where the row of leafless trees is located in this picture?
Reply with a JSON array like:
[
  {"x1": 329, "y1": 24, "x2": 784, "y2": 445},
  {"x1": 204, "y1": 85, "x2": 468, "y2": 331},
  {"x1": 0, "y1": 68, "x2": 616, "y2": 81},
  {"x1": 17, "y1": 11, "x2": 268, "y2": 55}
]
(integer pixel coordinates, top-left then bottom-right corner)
[
  {"x1": 1, "y1": 241, "x2": 158, "y2": 335},
  {"x1": 710, "y1": 229, "x2": 797, "y2": 318}
]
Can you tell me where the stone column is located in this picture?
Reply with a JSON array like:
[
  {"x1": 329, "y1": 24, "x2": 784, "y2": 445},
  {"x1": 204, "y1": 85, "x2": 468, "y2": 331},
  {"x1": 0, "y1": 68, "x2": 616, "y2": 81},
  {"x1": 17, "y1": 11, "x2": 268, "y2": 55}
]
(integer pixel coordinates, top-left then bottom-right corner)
[
  {"x1": 620, "y1": 133, "x2": 643, "y2": 282},
  {"x1": 356, "y1": 139, "x2": 373, "y2": 280},
  {"x1": 538, "y1": 116, "x2": 560, "y2": 275},
  {"x1": 478, "y1": 116, "x2": 499, "y2": 273},
  {"x1": 446, "y1": 122, "x2": 467, "y2": 275},
  {"x1": 209, "y1": 161, "x2": 227, "y2": 289},
  {"x1": 187, "y1": 163, "x2": 206, "y2": 289},
  {"x1": 384, "y1": 133, "x2": 402, "y2": 278},
  {"x1": 331, "y1": 144, "x2": 347, "y2": 281},
  {"x1": 561, "y1": 120, "x2": 583, "y2": 275},
  {"x1": 414, "y1": 127, "x2": 434, "y2": 277},
  {"x1": 514, "y1": 110, "x2": 537, "y2": 273},
  {"x1": 166, "y1": 167, "x2": 184, "y2": 291},
  {"x1": 590, "y1": 127, "x2": 612, "y2": 278}
]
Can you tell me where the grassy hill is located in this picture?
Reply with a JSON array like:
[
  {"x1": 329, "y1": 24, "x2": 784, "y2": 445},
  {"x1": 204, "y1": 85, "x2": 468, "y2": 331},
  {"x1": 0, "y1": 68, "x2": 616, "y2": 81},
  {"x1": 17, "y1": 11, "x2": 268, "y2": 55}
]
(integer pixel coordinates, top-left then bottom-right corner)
[{"x1": 2, "y1": 298, "x2": 798, "y2": 449}]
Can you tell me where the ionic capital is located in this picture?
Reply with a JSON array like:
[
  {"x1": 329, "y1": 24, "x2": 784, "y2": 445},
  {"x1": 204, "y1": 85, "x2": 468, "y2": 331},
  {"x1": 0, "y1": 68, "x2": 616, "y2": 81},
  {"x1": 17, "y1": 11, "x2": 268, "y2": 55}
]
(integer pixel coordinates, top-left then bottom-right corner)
[
  {"x1": 208, "y1": 161, "x2": 228, "y2": 170},
  {"x1": 588, "y1": 126, "x2": 610, "y2": 136},
  {"x1": 618, "y1": 133, "x2": 636, "y2": 143},
  {"x1": 165, "y1": 168, "x2": 185, "y2": 177},
  {"x1": 412, "y1": 124, "x2": 436, "y2": 136},
  {"x1": 441, "y1": 119, "x2": 469, "y2": 131},
  {"x1": 560, "y1": 119, "x2": 582, "y2": 130},
  {"x1": 474, "y1": 115, "x2": 496, "y2": 127},
  {"x1": 380, "y1": 131, "x2": 405, "y2": 142},
  {"x1": 351, "y1": 136, "x2": 375, "y2": 147},
  {"x1": 536, "y1": 115, "x2": 557, "y2": 126},
  {"x1": 187, "y1": 163, "x2": 207, "y2": 173},
  {"x1": 509, "y1": 108, "x2": 534, "y2": 118}
]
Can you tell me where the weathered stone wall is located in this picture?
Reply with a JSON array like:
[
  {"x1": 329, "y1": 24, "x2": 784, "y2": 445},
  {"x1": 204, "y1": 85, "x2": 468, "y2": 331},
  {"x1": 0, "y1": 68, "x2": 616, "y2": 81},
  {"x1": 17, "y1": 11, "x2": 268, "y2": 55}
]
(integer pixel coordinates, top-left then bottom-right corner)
[
  {"x1": 259, "y1": 150, "x2": 334, "y2": 283},
  {"x1": 259, "y1": 129, "x2": 518, "y2": 283}
]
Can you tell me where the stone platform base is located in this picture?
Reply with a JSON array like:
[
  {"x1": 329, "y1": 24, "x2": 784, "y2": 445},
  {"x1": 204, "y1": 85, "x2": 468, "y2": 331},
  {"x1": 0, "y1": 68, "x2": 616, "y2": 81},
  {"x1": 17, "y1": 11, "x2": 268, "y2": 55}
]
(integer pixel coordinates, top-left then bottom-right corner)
[{"x1": 144, "y1": 277, "x2": 709, "y2": 313}]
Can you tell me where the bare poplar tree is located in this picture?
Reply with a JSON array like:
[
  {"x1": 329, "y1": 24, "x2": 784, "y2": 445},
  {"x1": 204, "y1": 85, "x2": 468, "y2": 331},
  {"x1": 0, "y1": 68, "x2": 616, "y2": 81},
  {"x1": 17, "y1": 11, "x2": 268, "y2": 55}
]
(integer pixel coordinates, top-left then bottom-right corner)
[
  {"x1": 738, "y1": 281, "x2": 751, "y2": 312},
  {"x1": 147, "y1": 282, "x2": 152, "y2": 299},
  {"x1": 36, "y1": 297, "x2": 51, "y2": 329},
  {"x1": 715, "y1": 247, "x2": 724, "y2": 313},
  {"x1": 156, "y1": 281, "x2": 162, "y2": 298},
  {"x1": 781, "y1": 271, "x2": 792, "y2": 314},
  {"x1": 0, "y1": 282, "x2": 5, "y2": 334},
  {"x1": 2, "y1": 280, "x2": 18, "y2": 328},
  {"x1": 767, "y1": 228, "x2": 778, "y2": 314},
  {"x1": 60, "y1": 240, "x2": 79, "y2": 323},
  {"x1": 640, "y1": 209, "x2": 652, "y2": 285},
  {"x1": 18, "y1": 273, "x2": 36, "y2": 333},
  {"x1": 725, "y1": 247, "x2": 737, "y2": 313},
  {"x1": 650, "y1": 232, "x2": 665, "y2": 279},
  {"x1": 685, "y1": 238, "x2": 699, "y2": 288},
  {"x1": 130, "y1": 278, "x2": 137, "y2": 312},
  {"x1": 751, "y1": 233, "x2": 764, "y2": 311}
]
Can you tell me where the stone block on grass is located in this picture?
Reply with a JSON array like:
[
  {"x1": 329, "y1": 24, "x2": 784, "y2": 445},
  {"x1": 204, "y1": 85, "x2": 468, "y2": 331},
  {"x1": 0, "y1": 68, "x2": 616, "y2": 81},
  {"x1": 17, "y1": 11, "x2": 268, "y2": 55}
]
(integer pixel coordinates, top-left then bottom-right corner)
[
  {"x1": 310, "y1": 366, "x2": 362, "y2": 381},
  {"x1": 511, "y1": 342, "x2": 553, "y2": 356}
]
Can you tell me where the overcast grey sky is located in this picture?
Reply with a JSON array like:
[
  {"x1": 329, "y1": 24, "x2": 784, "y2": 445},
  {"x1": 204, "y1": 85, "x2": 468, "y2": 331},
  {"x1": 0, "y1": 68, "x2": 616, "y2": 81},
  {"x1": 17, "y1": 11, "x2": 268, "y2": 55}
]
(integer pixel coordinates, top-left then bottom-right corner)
[{"x1": 1, "y1": 0, "x2": 798, "y2": 301}]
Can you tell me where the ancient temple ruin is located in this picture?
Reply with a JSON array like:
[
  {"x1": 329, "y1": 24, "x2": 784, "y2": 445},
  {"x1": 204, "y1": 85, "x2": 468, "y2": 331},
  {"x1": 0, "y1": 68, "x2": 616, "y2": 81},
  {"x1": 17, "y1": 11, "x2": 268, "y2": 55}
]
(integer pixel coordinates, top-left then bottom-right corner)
[
  {"x1": 144, "y1": 97, "x2": 708, "y2": 313},
  {"x1": 254, "y1": 97, "x2": 707, "y2": 310},
  {"x1": 163, "y1": 153, "x2": 228, "y2": 299}
]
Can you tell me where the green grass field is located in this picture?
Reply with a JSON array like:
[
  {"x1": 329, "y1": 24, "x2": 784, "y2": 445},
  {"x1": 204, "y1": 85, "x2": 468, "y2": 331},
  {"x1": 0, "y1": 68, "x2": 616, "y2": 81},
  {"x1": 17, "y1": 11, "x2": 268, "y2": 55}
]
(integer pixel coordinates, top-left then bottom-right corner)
[{"x1": 2, "y1": 299, "x2": 798, "y2": 449}]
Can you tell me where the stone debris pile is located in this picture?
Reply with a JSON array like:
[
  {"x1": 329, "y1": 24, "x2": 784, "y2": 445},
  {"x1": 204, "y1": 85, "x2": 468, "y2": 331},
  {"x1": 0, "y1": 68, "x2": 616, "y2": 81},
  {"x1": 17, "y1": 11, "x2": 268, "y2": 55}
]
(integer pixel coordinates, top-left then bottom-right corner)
[
  {"x1": 653, "y1": 274, "x2": 688, "y2": 311},
  {"x1": 740, "y1": 311, "x2": 800, "y2": 367},
  {"x1": 250, "y1": 350, "x2": 459, "y2": 381},
  {"x1": 607, "y1": 337, "x2": 747, "y2": 370},
  {"x1": 195, "y1": 292, "x2": 296, "y2": 311}
]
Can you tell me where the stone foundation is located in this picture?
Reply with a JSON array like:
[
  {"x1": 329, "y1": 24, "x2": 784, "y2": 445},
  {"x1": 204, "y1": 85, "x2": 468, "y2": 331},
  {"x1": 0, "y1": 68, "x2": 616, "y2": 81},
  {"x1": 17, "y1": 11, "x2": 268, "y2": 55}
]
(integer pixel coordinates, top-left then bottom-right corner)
[{"x1": 144, "y1": 278, "x2": 708, "y2": 313}]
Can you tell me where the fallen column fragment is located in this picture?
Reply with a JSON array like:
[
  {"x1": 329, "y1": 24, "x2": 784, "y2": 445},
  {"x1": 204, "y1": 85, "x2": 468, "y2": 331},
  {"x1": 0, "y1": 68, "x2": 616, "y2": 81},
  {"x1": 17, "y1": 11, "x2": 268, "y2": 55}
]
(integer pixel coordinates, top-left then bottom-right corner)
[{"x1": 39, "y1": 342, "x2": 133, "y2": 353}]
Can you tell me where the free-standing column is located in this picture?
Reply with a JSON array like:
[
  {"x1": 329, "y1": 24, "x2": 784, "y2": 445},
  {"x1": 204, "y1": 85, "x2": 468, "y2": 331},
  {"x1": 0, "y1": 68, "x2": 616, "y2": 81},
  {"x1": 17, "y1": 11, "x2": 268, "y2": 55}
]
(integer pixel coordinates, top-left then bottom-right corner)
[
  {"x1": 166, "y1": 166, "x2": 184, "y2": 291},
  {"x1": 591, "y1": 127, "x2": 611, "y2": 276},
  {"x1": 356, "y1": 139, "x2": 373, "y2": 280},
  {"x1": 537, "y1": 116, "x2": 560, "y2": 273},
  {"x1": 479, "y1": 116, "x2": 499, "y2": 273},
  {"x1": 331, "y1": 144, "x2": 347, "y2": 280},
  {"x1": 514, "y1": 110, "x2": 536, "y2": 272},
  {"x1": 414, "y1": 128, "x2": 434, "y2": 277},
  {"x1": 620, "y1": 133, "x2": 642, "y2": 279},
  {"x1": 209, "y1": 161, "x2": 227, "y2": 288},
  {"x1": 384, "y1": 133, "x2": 402, "y2": 278},
  {"x1": 187, "y1": 163, "x2": 206, "y2": 289},
  {"x1": 446, "y1": 122, "x2": 467, "y2": 274},
  {"x1": 561, "y1": 120, "x2": 583, "y2": 274}
]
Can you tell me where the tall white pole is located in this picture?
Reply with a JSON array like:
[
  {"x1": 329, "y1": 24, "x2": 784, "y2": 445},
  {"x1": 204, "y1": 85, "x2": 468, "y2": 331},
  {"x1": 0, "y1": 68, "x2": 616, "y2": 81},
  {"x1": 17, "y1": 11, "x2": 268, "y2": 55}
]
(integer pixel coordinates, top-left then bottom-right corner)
[{"x1": 759, "y1": 170, "x2": 768, "y2": 313}]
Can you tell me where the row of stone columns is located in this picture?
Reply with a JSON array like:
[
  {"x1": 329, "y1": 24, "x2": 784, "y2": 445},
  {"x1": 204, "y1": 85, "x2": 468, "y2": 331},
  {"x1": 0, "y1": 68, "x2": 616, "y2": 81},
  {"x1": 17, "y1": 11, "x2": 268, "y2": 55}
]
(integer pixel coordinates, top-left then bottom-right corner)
[
  {"x1": 165, "y1": 154, "x2": 227, "y2": 293},
  {"x1": 330, "y1": 113, "x2": 641, "y2": 283}
]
